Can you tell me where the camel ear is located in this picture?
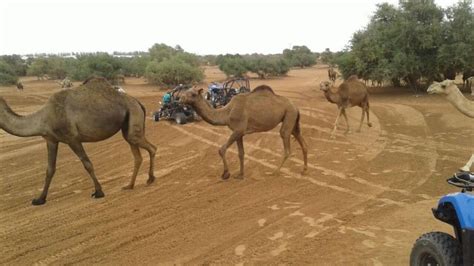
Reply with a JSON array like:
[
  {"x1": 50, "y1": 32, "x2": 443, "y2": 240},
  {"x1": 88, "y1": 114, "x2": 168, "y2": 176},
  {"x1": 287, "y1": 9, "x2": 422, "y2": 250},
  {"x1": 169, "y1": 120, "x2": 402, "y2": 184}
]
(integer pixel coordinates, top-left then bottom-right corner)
[{"x1": 198, "y1": 88, "x2": 203, "y2": 95}]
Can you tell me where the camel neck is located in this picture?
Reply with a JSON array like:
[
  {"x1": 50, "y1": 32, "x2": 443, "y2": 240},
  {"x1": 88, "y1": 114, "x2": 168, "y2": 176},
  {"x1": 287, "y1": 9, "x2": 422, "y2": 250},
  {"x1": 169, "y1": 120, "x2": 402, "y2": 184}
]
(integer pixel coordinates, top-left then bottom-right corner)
[
  {"x1": 446, "y1": 89, "x2": 474, "y2": 118},
  {"x1": 192, "y1": 98, "x2": 229, "y2": 126},
  {"x1": 0, "y1": 104, "x2": 46, "y2": 137},
  {"x1": 324, "y1": 90, "x2": 340, "y2": 104}
]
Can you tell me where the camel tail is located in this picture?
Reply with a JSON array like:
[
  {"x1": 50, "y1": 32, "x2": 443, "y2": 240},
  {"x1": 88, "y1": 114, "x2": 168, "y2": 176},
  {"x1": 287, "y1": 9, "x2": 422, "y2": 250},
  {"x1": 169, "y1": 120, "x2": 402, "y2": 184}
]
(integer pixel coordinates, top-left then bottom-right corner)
[{"x1": 137, "y1": 100, "x2": 146, "y2": 121}]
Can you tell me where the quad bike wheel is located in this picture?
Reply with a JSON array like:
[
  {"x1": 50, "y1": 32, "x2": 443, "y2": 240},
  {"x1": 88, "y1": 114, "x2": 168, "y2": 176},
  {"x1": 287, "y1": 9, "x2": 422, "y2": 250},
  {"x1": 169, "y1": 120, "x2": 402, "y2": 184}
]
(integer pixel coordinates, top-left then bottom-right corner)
[
  {"x1": 410, "y1": 232, "x2": 462, "y2": 266},
  {"x1": 174, "y1": 112, "x2": 187, "y2": 125},
  {"x1": 152, "y1": 112, "x2": 160, "y2": 122}
]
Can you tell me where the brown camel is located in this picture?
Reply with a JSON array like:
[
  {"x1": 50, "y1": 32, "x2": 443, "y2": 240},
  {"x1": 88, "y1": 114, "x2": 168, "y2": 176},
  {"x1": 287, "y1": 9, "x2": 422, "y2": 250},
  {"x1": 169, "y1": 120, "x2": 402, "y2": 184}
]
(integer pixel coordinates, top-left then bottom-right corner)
[
  {"x1": 427, "y1": 80, "x2": 473, "y2": 171},
  {"x1": 16, "y1": 82, "x2": 24, "y2": 91},
  {"x1": 320, "y1": 75, "x2": 372, "y2": 138},
  {"x1": 462, "y1": 69, "x2": 473, "y2": 91},
  {"x1": 328, "y1": 67, "x2": 337, "y2": 82},
  {"x1": 180, "y1": 85, "x2": 308, "y2": 179},
  {"x1": 57, "y1": 77, "x2": 73, "y2": 89},
  {"x1": 0, "y1": 77, "x2": 156, "y2": 205},
  {"x1": 466, "y1": 76, "x2": 474, "y2": 96}
]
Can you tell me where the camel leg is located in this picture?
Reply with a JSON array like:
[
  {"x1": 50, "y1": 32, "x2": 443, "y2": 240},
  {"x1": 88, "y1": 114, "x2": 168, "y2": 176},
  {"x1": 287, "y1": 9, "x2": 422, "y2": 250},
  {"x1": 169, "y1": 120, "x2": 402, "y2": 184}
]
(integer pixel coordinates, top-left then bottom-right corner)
[
  {"x1": 341, "y1": 109, "x2": 351, "y2": 134},
  {"x1": 292, "y1": 131, "x2": 308, "y2": 172},
  {"x1": 235, "y1": 137, "x2": 245, "y2": 179},
  {"x1": 138, "y1": 140, "x2": 157, "y2": 185},
  {"x1": 277, "y1": 132, "x2": 291, "y2": 172},
  {"x1": 32, "y1": 140, "x2": 58, "y2": 205},
  {"x1": 219, "y1": 131, "x2": 241, "y2": 180},
  {"x1": 277, "y1": 113, "x2": 298, "y2": 172},
  {"x1": 330, "y1": 107, "x2": 344, "y2": 138},
  {"x1": 122, "y1": 144, "x2": 142, "y2": 190},
  {"x1": 366, "y1": 106, "x2": 372, "y2": 127},
  {"x1": 68, "y1": 142, "x2": 104, "y2": 199},
  {"x1": 460, "y1": 154, "x2": 474, "y2": 172},
  {"x1": 357, "y1": 107, "x2": 365, "y2": 132}
]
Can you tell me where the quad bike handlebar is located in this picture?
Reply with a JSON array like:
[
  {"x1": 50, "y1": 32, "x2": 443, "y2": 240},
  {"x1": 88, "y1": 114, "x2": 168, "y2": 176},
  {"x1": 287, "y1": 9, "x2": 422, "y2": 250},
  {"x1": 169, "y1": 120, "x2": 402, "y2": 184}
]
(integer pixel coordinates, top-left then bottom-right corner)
[{"x1": 447, "y1": 172, "x2": 474, "y2": 191}]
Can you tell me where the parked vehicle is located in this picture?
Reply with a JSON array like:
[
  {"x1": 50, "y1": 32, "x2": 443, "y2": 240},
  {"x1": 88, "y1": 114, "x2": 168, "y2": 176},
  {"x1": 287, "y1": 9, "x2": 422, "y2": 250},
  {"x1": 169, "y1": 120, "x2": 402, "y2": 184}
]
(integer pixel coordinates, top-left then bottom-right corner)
[
  {"x1": 410, "y1": 172, "x2": 474, "y2": 266},
  {"x1": 152, "y1": 84, "x2": 199, "y2": 124},
  {"x1": 206, "y1": 77, "x2": 250, "y2": 108}
]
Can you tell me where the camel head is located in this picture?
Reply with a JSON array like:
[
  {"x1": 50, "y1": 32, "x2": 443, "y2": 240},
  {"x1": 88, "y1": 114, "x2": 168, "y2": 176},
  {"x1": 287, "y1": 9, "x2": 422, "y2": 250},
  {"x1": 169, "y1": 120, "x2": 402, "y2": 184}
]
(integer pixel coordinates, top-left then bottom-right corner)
[
  {"x1": 427, "y1": 80, "x2": 457, "y2": 95},
  {"x1": 319, "y1": 81, "x2": 333, "y2": 92},
  {"x1": 179, "y1": 87, "x2": 204, "y2": 106}
]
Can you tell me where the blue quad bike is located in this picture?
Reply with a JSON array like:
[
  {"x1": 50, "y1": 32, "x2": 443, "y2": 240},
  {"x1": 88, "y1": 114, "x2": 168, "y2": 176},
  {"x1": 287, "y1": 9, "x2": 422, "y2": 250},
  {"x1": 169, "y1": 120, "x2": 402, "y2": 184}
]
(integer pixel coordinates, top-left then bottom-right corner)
[
  {"x1": 205, "y1": 77, "x2": 250, "y2": 108},
  {"x1": 410, "y1": 172, "x2": 474, "y2": 266}
]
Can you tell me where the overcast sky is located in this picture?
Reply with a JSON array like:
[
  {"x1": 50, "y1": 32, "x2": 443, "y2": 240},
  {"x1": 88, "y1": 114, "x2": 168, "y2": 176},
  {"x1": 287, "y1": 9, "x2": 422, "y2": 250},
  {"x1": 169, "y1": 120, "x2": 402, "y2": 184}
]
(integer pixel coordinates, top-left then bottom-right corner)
[{"x1": 0, "y1": 0, "x2": 459, "y2": 55}]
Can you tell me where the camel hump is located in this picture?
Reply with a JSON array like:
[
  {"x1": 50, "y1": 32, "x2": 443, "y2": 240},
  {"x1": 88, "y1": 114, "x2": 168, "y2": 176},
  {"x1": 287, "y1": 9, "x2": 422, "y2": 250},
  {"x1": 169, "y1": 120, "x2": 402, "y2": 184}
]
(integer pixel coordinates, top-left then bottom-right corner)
[
  {"x1": 346, "y1": 75, "x2": 359, "y2": 81},
  {"x1": 82, "y1": 76, "x2": 112, "y2": 88},
  {"x1": 252, "y1": 85, "x2": 275, "y2": 94}
]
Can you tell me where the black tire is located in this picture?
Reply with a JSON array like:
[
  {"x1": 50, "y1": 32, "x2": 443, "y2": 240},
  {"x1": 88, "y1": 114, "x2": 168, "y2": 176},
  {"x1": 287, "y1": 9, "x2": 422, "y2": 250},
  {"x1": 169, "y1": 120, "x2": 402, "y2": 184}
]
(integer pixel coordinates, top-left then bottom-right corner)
[
  {"x1": 174, "y1": 112, "x2": 187, "y2": 124},
  {"x1": 410, "y1": 232, "x2": 462, "y2": 266},
  {"x1": 152, "y1": 113, "x2": 160, "y2": 122}
]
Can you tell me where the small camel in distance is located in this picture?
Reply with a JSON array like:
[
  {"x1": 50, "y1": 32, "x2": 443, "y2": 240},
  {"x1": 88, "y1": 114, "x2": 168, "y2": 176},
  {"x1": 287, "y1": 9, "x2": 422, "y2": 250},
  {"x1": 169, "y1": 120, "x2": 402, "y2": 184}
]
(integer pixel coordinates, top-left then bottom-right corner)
[
  {"x1": 16, "y1": 82, "x2": 24, "y2": 91},
  {"x1": 320, "y1": 75, "x2": 372, "y2": 138},
  {"x1": 0, "y1": 77, "x2": 156, "y2": 205},
  {"x1": 328, "y1": 67, "x2": 337, "y2": 82},
  {"x1": 180, "y1": 85, "x2": 308, "y2": 180}
]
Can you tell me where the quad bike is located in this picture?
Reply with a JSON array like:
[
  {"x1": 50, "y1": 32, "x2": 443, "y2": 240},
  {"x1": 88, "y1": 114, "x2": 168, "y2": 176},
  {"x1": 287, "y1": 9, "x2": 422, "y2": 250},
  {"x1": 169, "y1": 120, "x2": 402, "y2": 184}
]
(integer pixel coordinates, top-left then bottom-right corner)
[
  {"x1": 152, "y1": 84, "x2": 199, "y2": 125},
  {"x1": 206, "y1": 77, "x2": 250, "y2": 108},
  {"x1": 410, "y1": 172, "x2": 474, "y2": 266}
]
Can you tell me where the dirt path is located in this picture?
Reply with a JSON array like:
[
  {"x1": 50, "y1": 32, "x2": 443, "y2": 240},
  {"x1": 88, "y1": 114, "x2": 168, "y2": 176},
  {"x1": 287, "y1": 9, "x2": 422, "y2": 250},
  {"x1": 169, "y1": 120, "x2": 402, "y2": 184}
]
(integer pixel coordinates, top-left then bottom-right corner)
[{"x1": 1, "y1": 67, "x2": 472, "y2": 265}]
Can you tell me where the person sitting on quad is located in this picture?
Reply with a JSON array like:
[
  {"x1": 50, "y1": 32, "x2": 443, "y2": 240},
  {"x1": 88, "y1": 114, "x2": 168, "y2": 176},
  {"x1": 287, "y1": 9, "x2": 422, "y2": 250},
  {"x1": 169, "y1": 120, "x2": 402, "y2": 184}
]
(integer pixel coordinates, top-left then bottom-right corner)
[{"x1": 162, "y1": 92, "x2": 172, "y2": 107}]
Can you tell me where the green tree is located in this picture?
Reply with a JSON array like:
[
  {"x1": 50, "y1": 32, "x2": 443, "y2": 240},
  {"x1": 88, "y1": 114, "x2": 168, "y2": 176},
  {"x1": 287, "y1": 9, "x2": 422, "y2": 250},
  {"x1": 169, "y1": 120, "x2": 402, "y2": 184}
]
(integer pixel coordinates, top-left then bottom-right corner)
[
  {"x1": 438, "y1": 0, "x2": 474, "y2": 77},
  {"x1": 218, "y1": 55, "x2": 248, "y2": 77},
  {"x1": 247, "y1": 56, "x2": 290, "y2": 78},
  {"x1": 336, "y1": 0, "x2": 454, "y2": 88},
  {"x1": 283, "y1": 45, "x2": 316, "y2": 68},
  {"x1": 320, "y1": 48, "x2": 334, "y2": 65},
  {"x1": 0, "y1": 55, "x2": 27, "y2": 76},
  {"x1": 0, "y1": 60, "x2": 18, "y2": 85},
  {"x1": 145, "y1": 58, "x2": 204, "y2": 86},
  {"x1": 71, "y1": 53, "x2": 123, "y2": 81},
  {"x1": 27, "y1": 57, "x2": 51, "y2": 79},
  {"x1": 149, "y1": 43, "x2": 180, "y2": 63},
  {"x1": 117, "y1": 55, "x2": 150, "y2": 77}
]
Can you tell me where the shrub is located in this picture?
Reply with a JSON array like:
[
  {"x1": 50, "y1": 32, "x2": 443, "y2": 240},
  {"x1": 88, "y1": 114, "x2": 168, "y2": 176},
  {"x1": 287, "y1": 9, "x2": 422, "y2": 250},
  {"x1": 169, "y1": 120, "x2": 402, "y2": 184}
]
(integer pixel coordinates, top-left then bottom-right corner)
[
  {"x1": 218, "y1": 56, "x2": 248, "y2": 77},
  {"x1": 72, "y1": 53, "x2": 122, "y2": 81},
  {"x1": 0, "y1": 60, "x2": 18, "y2": 85},
  {"x1": 283, "y1": 46, "x2": 316, "y2": 68},
  {"x1": 247, "y1": 57, "x2": 290, "y2": 78},
  {"x1": 145, "y1": 58, "x2": 204, "y2": 86}
]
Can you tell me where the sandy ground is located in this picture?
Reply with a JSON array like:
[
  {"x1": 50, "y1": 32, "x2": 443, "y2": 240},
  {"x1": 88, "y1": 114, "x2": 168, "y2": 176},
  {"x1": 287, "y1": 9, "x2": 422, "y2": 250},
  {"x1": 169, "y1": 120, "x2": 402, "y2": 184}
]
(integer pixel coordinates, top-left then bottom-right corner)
[{"x1": 1, "y1": 66, "x2": 473, "y2": 265}]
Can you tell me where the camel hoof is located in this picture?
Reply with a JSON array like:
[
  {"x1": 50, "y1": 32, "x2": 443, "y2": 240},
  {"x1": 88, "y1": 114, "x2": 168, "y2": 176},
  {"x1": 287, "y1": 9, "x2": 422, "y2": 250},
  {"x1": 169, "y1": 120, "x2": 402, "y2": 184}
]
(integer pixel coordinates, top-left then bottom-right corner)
[
  {"x1": 146, "y1": 176, "x2": 155, "y2": 185},
  {"x1": 122, "y1": 185, "x2": 134, "y2": 190},
  {"x1": 91, "y1": 190, "x2": 105, "y2": 198},
  {"x1": 329, "y1": 135, "x2": 336, "y2": 139},
  {"x1": 459, "y1": 167, "x2": 470, "y2": 172},
  {"x1": 234, "y1": 174, "x2": 244, "y2": 180},
  {"x1": 32, "y1": 198, "x2": 46, "y2": 205},
  {"x1": 221, "y1": 171, "x2": 230, "y2": 180}
]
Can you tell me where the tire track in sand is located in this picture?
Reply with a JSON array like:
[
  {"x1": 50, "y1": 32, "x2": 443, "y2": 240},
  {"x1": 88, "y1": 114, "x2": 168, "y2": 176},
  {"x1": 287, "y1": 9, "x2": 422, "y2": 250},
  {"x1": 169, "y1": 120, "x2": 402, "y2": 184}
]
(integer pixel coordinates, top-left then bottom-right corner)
[
  {"x1": 190, "y1": 123, "x2": 427, "y2": 200},
  {"x1": 172, "y1": 126, "x2": 406, "y2": 207}
]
